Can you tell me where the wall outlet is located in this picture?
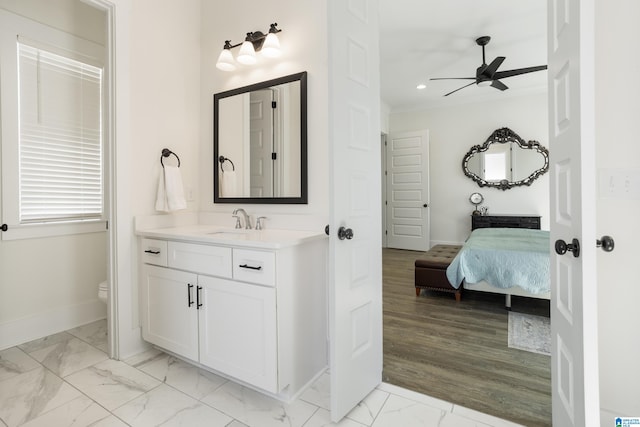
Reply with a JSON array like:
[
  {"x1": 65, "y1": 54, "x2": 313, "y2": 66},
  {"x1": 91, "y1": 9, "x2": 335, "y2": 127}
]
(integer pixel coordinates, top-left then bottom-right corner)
[{"x1": 186, "y1": 187, "x2": 195, "y2": 202}]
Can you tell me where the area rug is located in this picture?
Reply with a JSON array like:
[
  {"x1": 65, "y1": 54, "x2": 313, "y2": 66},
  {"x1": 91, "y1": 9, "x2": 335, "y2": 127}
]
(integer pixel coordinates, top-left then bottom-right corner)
[{"x1": 508, "y1": 312, "x2": 551, "y2": 356}]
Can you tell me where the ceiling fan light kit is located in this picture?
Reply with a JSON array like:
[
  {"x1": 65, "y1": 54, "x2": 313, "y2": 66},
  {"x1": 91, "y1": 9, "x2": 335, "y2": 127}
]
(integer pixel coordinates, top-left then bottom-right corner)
[{"x1": 430, "y1": 35, "x2": 547, "y2": 96}]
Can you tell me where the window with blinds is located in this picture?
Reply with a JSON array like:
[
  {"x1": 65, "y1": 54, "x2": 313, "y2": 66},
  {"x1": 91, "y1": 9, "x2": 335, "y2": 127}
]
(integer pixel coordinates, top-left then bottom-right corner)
[{"x1": 18, "y1": 42, "x2": 103, "y2": 223}]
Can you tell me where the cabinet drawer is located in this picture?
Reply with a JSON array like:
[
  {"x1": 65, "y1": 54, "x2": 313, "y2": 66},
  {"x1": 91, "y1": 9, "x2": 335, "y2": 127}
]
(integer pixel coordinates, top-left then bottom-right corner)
[
  {"x1": 233, "y1": 249, "x2": 275, "y2": 287},
  {"x1": 168, "y1": 242, "x2": 232, "y2": 278},
  {"x1": 141, "y1": 238, "x2": 168, "y2": 266}
]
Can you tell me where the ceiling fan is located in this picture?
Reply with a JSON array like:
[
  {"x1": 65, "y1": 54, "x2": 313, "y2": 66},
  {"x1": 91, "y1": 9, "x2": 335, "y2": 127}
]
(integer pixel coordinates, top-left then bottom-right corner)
[{"x1": 430, "y1": 36, "x2": 547, "y2": 96}]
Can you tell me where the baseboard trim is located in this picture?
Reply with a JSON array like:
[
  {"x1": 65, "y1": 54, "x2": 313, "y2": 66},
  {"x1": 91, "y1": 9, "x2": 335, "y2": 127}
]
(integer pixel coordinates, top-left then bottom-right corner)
[{"x1": 0, "y1": 299, "x2": 107, "y2": 350}]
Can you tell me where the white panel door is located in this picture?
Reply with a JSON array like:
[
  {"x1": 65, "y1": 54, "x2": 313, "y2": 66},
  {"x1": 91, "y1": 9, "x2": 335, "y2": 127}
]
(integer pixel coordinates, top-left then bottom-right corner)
[
  {"x1": 250, "y1": 89, "x2": 274, "y2": 197},
  {"x1": 386, "y1": 130, "x2": 430, "y2": 251},
  {"x1": 327, "y1": 0, "x2": 382, "y2": 422},
  {"x1": 547, "y1": 0, "x2": 600, "y2": 425}
]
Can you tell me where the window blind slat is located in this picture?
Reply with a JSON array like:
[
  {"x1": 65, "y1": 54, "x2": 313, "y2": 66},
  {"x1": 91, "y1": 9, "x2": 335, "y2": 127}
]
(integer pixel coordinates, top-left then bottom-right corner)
[{"x1": 18, "y1": 42, "x2": 103, "y2": 224}]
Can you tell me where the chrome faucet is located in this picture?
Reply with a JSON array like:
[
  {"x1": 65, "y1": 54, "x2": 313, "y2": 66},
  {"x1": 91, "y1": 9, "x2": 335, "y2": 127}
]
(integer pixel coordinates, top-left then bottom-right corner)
[{"x1": 232, "y1": 208, "x2": 252, "y2": 229}]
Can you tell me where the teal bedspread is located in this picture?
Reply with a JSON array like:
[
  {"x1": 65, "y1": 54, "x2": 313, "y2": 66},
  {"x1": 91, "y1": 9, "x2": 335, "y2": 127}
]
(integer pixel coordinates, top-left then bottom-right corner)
[{"x1": 446, "y1": 227, "x2": 550, "y2": 294}]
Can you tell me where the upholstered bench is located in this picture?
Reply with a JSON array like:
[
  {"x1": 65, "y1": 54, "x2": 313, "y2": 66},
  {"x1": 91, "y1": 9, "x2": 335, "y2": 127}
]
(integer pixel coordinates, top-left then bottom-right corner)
[{"x1": 415, "y1": 244, "x2": 463, "y2": 301}]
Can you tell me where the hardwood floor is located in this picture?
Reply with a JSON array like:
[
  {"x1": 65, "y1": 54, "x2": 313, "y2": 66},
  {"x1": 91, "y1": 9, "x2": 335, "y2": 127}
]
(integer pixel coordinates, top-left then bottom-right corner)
[{"x1": 382, "y1": 248, "x2": 551, "y2": 427}]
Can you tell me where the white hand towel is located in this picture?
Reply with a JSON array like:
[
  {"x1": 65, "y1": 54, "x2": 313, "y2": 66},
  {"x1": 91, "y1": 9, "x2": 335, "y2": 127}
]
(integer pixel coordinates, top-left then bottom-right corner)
[
  {"x1": 220, "y1": 170, "x2": 237, "y2": 197},
  {"x1": 155, "y1": 165, "x2": 187, "y2": 212}
]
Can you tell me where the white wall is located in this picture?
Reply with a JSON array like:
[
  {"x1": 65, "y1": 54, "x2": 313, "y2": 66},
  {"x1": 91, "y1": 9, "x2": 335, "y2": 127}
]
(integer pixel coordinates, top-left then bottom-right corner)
[
  {"x1": 389, "y1": 92, "x2": 549, "y2": 245},
  {"x1": 107, "y1": 0, "x2": 202, "y2": 359},
  {"x1": 0, "y1": 0, "x2": 107, "y2": 349},
  {"x1": 129, "y1": 0, "x2": 202, "y2": 217},
  {"x1": 0, "y1": 0, "x2": 105, "y2": 45},
  {"x1": 595, "y1": 0, "x2": 640, "y2": 421},
  {"x1": 198, "y1": 0, "x2": 329, "y2": 231}
]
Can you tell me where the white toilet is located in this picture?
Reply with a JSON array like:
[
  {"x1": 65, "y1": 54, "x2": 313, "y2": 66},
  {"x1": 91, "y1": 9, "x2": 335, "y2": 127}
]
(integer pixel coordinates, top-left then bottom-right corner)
[{"x1": 98, "y1": 280, "x2": 108, "y2": 305}]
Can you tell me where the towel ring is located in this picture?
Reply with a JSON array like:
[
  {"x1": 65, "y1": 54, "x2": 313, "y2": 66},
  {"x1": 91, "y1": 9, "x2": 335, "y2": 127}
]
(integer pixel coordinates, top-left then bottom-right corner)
[
  {"x1": 161, "y1": 148, "x2": 180, "y2": 168},
  {"x1": 219, "y1": 155, "x2": 235, "y2": 172}
]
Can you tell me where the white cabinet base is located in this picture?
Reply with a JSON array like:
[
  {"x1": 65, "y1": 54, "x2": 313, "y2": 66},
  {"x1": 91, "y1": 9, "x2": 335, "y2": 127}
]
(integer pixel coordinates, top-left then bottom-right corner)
[{"x1": 138, "y1": 234, "x2": 327, "y2": 402}]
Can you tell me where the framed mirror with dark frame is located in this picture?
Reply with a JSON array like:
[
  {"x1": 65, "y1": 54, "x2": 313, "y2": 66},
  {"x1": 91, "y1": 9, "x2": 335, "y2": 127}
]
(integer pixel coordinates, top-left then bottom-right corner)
[
  {"x1": 214, "y1": 71, "x2": 308, "y2": 204},
  {"x1": 462, "y1": 127, "x2": 549, "y2": 191}
]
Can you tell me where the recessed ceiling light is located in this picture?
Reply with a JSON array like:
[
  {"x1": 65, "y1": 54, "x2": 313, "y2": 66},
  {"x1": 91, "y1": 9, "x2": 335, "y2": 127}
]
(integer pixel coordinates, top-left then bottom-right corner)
[{"x1": 416, "y1": 83, "x2": 427, "y2": 90}]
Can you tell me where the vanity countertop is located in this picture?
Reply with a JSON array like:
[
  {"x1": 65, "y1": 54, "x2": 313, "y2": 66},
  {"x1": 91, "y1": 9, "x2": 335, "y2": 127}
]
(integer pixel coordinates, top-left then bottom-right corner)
[{"x1": 136, "y1": 225, "x2": 326, "y2": 249}]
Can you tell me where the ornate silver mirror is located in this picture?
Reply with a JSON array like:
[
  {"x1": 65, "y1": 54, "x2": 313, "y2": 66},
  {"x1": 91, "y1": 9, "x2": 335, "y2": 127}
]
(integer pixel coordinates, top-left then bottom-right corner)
[{"x1": 462, "y1": 127, "x2": 549, "y2": 190}]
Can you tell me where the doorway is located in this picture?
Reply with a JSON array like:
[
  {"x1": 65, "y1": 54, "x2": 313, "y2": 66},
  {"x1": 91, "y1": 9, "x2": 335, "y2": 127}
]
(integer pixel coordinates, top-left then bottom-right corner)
[
  {"x1": 378, "y1": 2, "x2": 552, "y2": 425},
  {"x1": 0, "y1": 0, "x2": 113, "y2": 355}
]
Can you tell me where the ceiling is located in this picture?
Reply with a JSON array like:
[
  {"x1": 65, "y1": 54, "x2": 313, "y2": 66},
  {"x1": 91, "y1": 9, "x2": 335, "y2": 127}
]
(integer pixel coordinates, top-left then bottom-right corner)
[{"x1": 379, "y1": 0, "x2": 547, "y2": 112}]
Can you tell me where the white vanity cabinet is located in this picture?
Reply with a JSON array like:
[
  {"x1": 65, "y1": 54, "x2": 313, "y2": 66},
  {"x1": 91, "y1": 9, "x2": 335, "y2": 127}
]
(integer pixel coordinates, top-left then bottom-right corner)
[{"x1": 138, "y1": 231, "x2": 326, "y2": 400}]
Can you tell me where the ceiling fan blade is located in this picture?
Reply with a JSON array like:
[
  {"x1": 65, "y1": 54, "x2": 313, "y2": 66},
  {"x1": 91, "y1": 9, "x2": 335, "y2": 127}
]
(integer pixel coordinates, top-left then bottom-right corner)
[
  {"x1": 493, "y1": 65, "x2": 547, "y2": 80},
  {"x1": 491, "y1": 79, "x2": 508, "y2": 91},
  {"x1": 444, "y1": 81, "x2": 476, "y2": 97},
  {"x1": 430, "y1": 77, "x2": 475, "y2": 81},
  {"x1": 481, "y1": 56, "x2": 505, "y2": 77}
]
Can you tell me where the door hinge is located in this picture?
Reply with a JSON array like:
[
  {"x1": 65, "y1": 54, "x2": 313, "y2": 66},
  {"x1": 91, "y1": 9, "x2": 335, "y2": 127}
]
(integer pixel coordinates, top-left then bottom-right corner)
[
  {"x1": 272, "y1": 152, "x2": 277, "y2": 160},
  {"x1": 271, "y1": 101, "x2": 277, "y2": 109}
]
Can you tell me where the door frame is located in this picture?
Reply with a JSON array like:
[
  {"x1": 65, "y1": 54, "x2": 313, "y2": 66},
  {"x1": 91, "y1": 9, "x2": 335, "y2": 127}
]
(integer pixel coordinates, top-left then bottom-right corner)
[{"x1": 85, "y1": 0, "x2": 117, "y2": 359}]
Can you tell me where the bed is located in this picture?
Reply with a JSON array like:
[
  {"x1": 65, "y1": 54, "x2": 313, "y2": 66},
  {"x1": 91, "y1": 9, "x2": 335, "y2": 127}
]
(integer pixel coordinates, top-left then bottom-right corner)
[{"x1": 446, "y1": 227, "x2": 551, "y2": 309}]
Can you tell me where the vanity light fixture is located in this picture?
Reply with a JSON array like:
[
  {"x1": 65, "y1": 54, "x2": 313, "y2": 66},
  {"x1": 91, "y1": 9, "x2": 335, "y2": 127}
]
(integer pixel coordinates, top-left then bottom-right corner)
[{"x1": 216, "y1": 23, "x2": 282, "y2": 71}]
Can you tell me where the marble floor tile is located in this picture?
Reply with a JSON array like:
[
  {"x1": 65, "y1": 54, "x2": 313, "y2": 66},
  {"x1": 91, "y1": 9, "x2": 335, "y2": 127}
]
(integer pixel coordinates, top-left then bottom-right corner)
[
  {"x1": 370, "y1": 394, "x2": 447, "y2": 427},
  {"x1": 88, "y1": 415, "x2": 130, "y2": 427},
  {"x1": 114, "y1": 383, "x2": 232, "y2": 427},
  {"x1": 123, "y1": 347, "x2": 164, "y2": 368},
  {"x1": 452, "y1": 405, "x2": 525, "y2": 427},
  {"x1": 18, "y1": 332, "x2": 74, "y2": 354},
  {"x1": 28, "y1": 337, "x2": 108, "y2": 377},
  {"x1": 303, "y1": 408, "x2": 367, "y2": 427},
  {"x1": 65, "y1": 358, "x2": 161, "y2": 411},
  {"x1": 376, "y1": 382, "x2": 453, "y2": 412},
  {"x1": 67, "y1": 319, "x2": 108, "y2": 352},
  {"x1": 300, "y1": 372, "x2": 331, "y2": 409},
  {"x1": 345, "y1": 389, "x2": 388, "y2": 426},
  {"x1": 138, "y1": 353, "x2": 227, "y2": 400},
  {"x1": 226, "y1": 420, "x2": 250, "y2": 427},
  {"x1": 19, "y1": 395, "x2": 110, "y2": 427},
  {"x1": 0, "y1": 347, "x2": 40, "y2": 382},
  {"x1": 201, "y1": 381, "x2": 318, "y2": 427},
  {"x1": 0, "y1": 366, "x2": 81, "y2": 427}
]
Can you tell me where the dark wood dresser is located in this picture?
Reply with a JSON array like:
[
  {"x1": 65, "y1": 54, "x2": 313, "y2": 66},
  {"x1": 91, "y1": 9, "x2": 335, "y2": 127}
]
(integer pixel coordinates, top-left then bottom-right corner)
[{"x1": 471, "y1": 214, "x2": 541, "y2": 230}]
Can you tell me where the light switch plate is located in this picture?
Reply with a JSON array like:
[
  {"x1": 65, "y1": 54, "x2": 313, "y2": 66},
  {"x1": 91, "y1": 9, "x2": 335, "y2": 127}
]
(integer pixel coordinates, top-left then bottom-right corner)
[{"x1": 598, "y1": 168, "x2": 640, "y2": 199}]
